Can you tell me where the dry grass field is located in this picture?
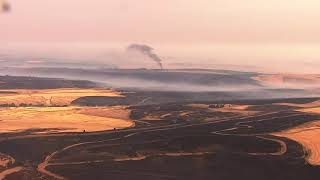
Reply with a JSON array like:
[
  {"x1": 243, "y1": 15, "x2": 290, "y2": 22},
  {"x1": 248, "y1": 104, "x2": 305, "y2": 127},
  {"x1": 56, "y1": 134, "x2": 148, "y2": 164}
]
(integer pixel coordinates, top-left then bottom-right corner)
[
  {"x1": 299, "y1": 107, "x2": 320, "y2": 114},
  {"x1": 0, "y1": 88, "x2": 122, "y2": 106},
  {"x1": 0, "y1": 88, "x2": 133, "y2": 134},
  {"x1": 274, "y1": 107, "x2": 320, "y2": 165},
  {"x1": 275, "y1": 101, "x2": 320, "y2": 108},
  {"x1": 0, "y1": 106, "x2": 133, "y2": 134}
]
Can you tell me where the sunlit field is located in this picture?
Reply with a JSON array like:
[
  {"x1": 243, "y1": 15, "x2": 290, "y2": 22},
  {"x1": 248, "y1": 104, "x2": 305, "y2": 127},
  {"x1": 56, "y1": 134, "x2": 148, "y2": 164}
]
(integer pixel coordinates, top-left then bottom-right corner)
[
  {"x1": 0, "y1": 106, "x2": 133, "y2": 134},
  {"x1": 0, "y1": 88, "x2": 132, "y2": 134},
  {"x1": 274, "y1": 107, "x2": 320, "y2": 165},
  {"x1": 0, "y1": 88, "x2": 122, "y2": 106}
]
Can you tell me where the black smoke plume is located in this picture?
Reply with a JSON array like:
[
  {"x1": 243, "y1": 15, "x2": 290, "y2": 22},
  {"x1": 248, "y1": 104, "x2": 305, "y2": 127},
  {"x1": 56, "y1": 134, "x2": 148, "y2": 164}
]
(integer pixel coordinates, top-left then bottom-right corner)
[{"x1": 127, "y1": 44, "x2": 163, "y2": 69}]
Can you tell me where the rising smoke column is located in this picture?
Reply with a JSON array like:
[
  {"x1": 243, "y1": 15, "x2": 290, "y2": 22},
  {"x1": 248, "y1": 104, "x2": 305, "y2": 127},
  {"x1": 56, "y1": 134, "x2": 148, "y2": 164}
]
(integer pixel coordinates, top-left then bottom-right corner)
[{"x1": 127, "y1": 44, "x2": 163, "y2": 69}]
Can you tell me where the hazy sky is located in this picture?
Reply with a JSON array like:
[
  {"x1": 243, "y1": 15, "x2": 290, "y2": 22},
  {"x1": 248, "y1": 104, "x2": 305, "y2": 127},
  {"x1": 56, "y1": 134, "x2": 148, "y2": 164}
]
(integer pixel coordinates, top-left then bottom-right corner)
[{"x1": 1, "y1": 0, "x2": 320, "y2": 73}]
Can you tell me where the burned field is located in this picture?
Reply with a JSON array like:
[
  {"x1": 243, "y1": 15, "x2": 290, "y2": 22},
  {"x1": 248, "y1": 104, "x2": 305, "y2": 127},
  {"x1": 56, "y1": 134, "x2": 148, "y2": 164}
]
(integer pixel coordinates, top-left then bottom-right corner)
[
  {"x1": 0, "y1": 76, "x2": 320, "y2": 179},
  {"x1": 0, "y1": 76, "x2": 97, "y2": 90},
  {"x1": 41, "y1": 108, "x2": 319, "y2": 180}
]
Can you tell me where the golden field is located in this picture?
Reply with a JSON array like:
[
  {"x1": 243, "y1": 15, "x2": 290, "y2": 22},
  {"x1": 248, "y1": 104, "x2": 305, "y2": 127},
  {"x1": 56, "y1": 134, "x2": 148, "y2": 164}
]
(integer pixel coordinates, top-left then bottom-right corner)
[
  {"x1": 0, "y1": 88, "x2": 133, "y2": 134},
  {"x1": 299, "y1": 107, "x2": 320, "y2": 114},
  {"x1": 274, "y1": 107, "x2": 320, "y2": 165},
  {"x1": 275, "y1": 101, "x2": 320, "y2": 108},
  {"x1": 0, "y1": 88, "x2": 122, "y2": 106},
  {"x1": 0, "y1": 106, "x2": 133, "y2": 134}
]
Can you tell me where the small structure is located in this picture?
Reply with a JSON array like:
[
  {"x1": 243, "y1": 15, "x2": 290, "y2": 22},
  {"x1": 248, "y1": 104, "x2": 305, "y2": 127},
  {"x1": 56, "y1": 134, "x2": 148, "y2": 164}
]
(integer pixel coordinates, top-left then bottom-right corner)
[{"x1": 209, "y1": 104, "x2": 225, "y2": 109}]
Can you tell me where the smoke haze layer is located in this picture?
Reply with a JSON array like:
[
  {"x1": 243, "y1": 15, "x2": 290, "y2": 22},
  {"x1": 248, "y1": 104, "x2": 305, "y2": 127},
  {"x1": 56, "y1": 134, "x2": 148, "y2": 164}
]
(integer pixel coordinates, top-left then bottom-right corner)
[{"x1": 0, "y1": 67, "x2": 319, "y2": 100}]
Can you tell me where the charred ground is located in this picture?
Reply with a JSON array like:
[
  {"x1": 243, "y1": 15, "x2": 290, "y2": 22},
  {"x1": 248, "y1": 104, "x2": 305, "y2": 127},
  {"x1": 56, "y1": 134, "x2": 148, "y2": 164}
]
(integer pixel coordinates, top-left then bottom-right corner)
[{"x1": 0, "y1": 75, "x2": 319, "y2": 179}]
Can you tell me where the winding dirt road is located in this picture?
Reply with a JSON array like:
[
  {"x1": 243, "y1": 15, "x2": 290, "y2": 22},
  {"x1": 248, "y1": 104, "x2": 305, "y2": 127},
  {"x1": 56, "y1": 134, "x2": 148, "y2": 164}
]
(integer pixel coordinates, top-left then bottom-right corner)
[{"x1": 0, "y1": 166, "x2": 23, "y2": 180}]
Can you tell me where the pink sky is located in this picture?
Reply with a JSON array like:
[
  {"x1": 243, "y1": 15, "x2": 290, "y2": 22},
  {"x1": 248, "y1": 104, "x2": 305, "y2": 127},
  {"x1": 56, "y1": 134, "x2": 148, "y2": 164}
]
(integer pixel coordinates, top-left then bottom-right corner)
[
  {"x1": 1, "y1": 0, "x2": 320, "y2": 43},
  {"x1": 1, "y1": 0, "x2": 320, "y2": 73}
]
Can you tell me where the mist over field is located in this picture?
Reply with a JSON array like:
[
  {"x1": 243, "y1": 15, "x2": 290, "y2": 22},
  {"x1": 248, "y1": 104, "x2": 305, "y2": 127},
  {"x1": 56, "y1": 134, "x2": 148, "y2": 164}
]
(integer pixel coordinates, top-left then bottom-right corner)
[
  {"x1": 0, "y1": 65, "x2": 318, "y2": 101},
  {"x1": 0, "y1": 41, "x2": 319, "y2": 99}
]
